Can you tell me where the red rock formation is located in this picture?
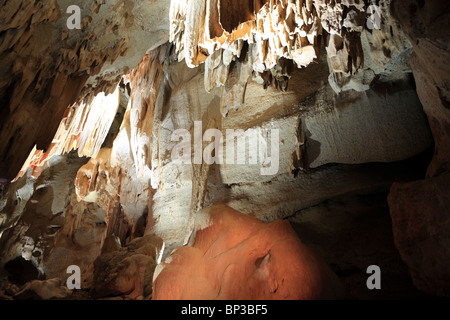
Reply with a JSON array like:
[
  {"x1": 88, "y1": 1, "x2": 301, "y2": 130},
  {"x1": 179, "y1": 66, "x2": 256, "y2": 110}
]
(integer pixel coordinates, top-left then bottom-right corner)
[{"x1": 153, "y1": 205, "x2": 344, "y2": 300}]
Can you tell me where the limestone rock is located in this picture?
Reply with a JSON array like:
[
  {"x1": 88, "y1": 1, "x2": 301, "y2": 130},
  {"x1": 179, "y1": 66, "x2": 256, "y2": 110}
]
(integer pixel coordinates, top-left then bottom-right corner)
[
  {"x1": 169, "y1": 0, "x2": 412, "y2": 97},
  {"x1": 43, "y1": 192, "x2": 106, "y2": 288},
  {"x1": 302, "y1": 78, "x2": 432, "y2": 168},
  {"x1": 0, "y1": 152, "x2": 89, "y2": 281},
  {"x1": 0, "y1": 0, "x2": 447, "y2": 300},
  {"x1": 13, "y1": 86, "x2": 123, "y2": 182},
  {"x1": 218, "y1": 77, "x2": 432, "y2": 182}
]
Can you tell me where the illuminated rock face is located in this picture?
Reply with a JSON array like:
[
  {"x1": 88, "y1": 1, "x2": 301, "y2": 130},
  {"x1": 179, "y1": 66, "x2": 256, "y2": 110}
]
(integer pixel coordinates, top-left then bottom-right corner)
[
  {"x1": 0, "y1": 2, "x2": 429, "y2": 183},
  {"x1": 13, "y1": 86, "x2": 123, "y2": 182},
  {"x1": 0, "y1": 0, "x2": 169, "y2": 180},
  {"x1": 153, "y1": 205, "x2": 344, "y2": 300},
  {"x1": 0, "y1": 0, "x2": 448, "y2": 300}
]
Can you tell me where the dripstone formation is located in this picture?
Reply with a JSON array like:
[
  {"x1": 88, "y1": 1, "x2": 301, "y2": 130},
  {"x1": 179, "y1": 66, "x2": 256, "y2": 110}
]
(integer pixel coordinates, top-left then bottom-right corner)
[{"x1": 0, "y1": 0, "x2": 448, "y2": 300}]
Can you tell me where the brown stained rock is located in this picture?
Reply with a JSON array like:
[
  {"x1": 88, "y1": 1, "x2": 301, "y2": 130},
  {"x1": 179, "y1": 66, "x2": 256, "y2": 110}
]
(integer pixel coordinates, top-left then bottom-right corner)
[
  {"x1": 388, "y1": 174, "x2": 450, "y2": 297},
  {"x1": 391, "y1": 0, "x2": 450, "y2": 178},
  {"x1": 12, "y1": 278, "x2": 72, "y2": 300},
  {"x1": 387, "y1": 0, "x2": 450, "y2": 297},
  {"x1": 153, "y1": 205, "x2": 344, "y2": 300},
  {"x1": 171, "y1": 0, "x2": 323, "y2": 69},
  {"x1": 92, "y1": 234, "x2": 163, "y2": 299}
]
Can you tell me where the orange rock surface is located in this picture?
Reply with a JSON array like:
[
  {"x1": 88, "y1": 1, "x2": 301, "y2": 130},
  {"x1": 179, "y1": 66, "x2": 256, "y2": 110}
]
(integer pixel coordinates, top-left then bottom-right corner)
[{"x1": 153, "y1": 205, "x2": 343, "y2": 300}]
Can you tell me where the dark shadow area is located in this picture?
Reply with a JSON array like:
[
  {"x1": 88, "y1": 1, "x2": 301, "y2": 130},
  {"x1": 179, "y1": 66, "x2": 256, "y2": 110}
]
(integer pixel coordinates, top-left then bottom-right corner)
[
  {"x1": 4, "y1": 256, "x2": 41, "y2": 286},
  {"x1": 101, "y1": 82, "x2": 129, "y2": 149},
  {"x1": 289, "y1": 191, "x2": 436, "y2": 299},
  {"x1": 288, "y1": 147, "x2": 438, "y2": 299}
]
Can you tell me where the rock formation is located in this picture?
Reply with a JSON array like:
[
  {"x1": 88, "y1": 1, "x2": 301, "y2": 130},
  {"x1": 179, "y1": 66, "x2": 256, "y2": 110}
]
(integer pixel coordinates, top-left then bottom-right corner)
[
  {"x1": 92, "y1": 234, "x2": 163, "y2": 299},
  {"x1": 0, "y1": 0, "x2": 448, "y2": 300},
  {"x1": 0, "y1": 0, "x2": 169, "y2": 181},
  {"x1": 387, "y1": 0, "x2": 450, "y2": 297},
  {"x1": 153, "y1": 205, "x2": 345, "y2": 300}
]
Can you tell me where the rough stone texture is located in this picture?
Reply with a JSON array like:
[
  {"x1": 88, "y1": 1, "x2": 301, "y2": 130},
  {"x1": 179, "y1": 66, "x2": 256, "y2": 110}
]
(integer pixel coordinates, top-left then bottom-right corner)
[
  {"x1": 122, "y1": 42, "x2": 430, "y2": 254},
  {"x1": 0, "y1": 0, "x2": 169, "y2": 180},
  {"x1": 388, "y1": 174, "x2": 450, "y2": 297},
  {"x1": 13, "y1": 85, "x2": 124, "y2": 182},
  {"x1": 392, "y1": 0, "x2": 450, "y2": 178},
  {"x1": 92, "y1": 234, "x2": 163, "y2": 299},
  {"x1": 290, "y1": 192, "x2": 434, "y2": 299},
  {"x1": 72, "y1": 49, "x2": 169, "y2": 245},
  {"x1": 301, "y1": 78, "x2": 431, "y2": 168},
  {"x1": 43, "y1": 192, "x2": 106, "y2": 288},
  {"x1": 153, "y1": 205, "x2": 345, "y2": 300},
  {"x1": 387, "y1": 0, "x2": 450, "y2": 297},
  {"x1": 0, "y1": 152, "x2": 89, "y2": 278},
  {"x1": 207, "y1": 152, "x2": 433, "y2": 223},
  {"x1": 0, "y1": 0, "x2": 447, "y2": 300},
  {"x1": 7, "y1": 278, "x2": 71, "y2": 300}
]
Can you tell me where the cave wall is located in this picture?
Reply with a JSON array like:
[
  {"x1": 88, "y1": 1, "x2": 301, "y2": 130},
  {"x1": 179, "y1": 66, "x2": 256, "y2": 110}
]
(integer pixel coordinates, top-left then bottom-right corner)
[
  {"x1": 0, "y1": 0, "x2": 448, "y2": 299},
  {"x1": 0, "y1": 0, "x2": 169, "y2": 180},
  {"x1": 387, "y1": 0, "x2": 450, "y2": 297}
]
